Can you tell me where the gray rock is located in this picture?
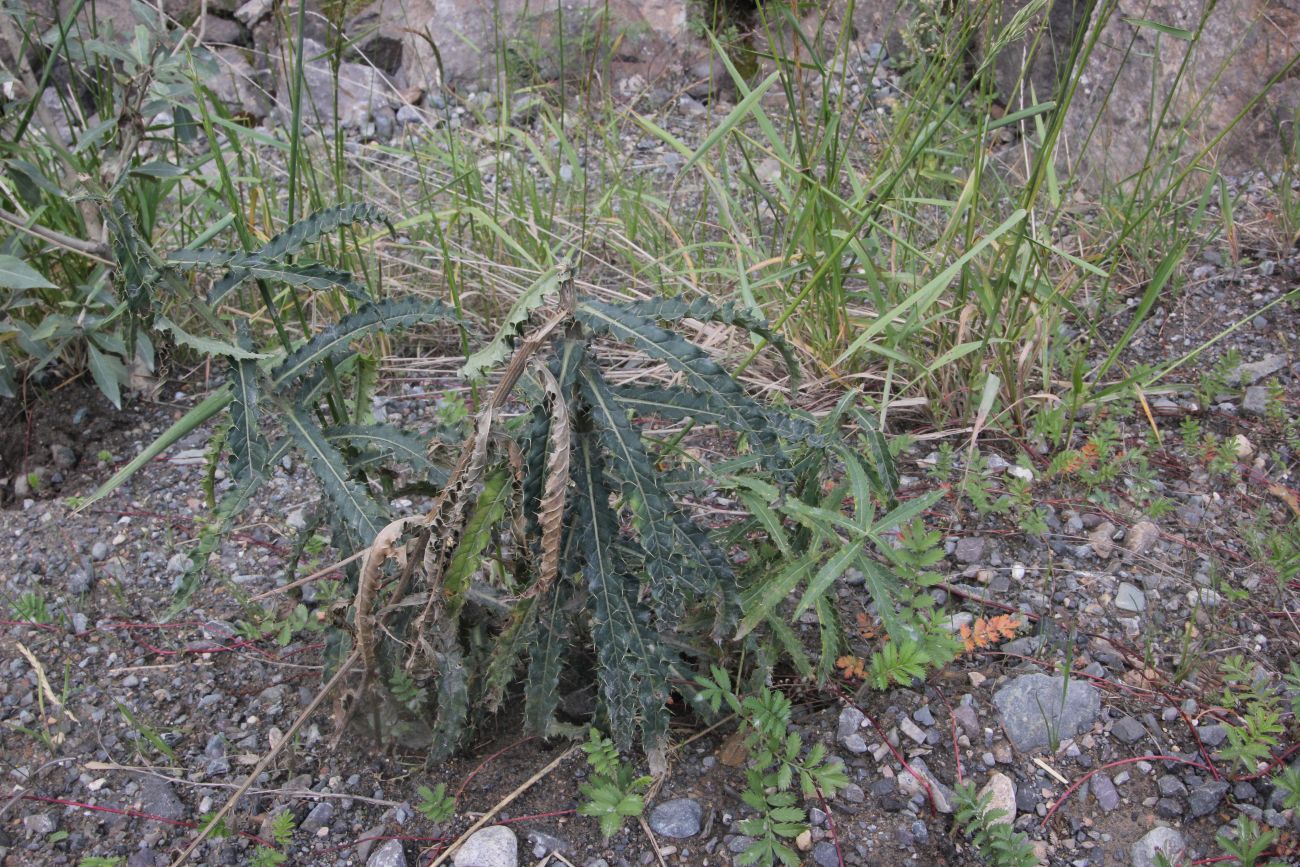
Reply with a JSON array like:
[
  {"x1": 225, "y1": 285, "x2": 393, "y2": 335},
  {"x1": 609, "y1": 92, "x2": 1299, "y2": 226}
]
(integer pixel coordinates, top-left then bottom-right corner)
[
  {"x1": 91, "y1": 541, "x2": 110, "y2": 560},
  {"x1": 23, "y1": 812, "x2": 56, "y2": 835},
  {"x1": 1124, "y1": 520, "x2": 1160, "y2": 556},
  {"x1": 840, "y1": 783, "x2": 865, "y2": 804},
  {"x1": 978, "y1": 773, "x2": 1016, "y2": 826},
  {"x1": 1131, "y1": 826, "x2": 1185, "y2": 867},
  {"x1": 526, "y1": 830, "x2": 569, "y2": 857},
  {"x1": 1155, "y1": 797, "x2": 1183, "y2": 819},
  {"x1": 837, "y1": 706, "x2": 867, "y2": 754},
  {"x1": 727, "y1": 835, "x2": 756, "y2": 853},
  {"x1": 871, "y1": 776, "x2": 906, "y2": 811},
  {"x1": 138, "y1": 775, "x2": 185, "y2": 821},
  {"x1": 992, "y1": 673, "x2": 1101, "y2": 752},
  {"x1": 954, "y1": 536, "x2": 987, "y2": 564},
  {"x1": 1197, "y1": 724, "x2": 1227, "y2": 747},
  {"x1": 648, "y1": 798, "x2": 702, "y2": 839},
  {"x1": 1156, "y1": 775, "x2": 1187, "y2": 798},
  {"x1": 452, "y1": 825, "x2": 517, "y2": 867},
  {"x1": 126, "y1": 849, "x2": 157, "y2": 867},
  {"x1": 1242, "y1": 386, "x2": 1270, "y2": 416},
  {"x1": 368, "y1": 839, "x2": 408, "y2": 867},
  {"x1": 913, "y1": 705, "x2": 935, "y2": 726},
  {"x1": 301, "y1": 801, "x2": 335, "y2": 833},
  {"x1": 205, "y1": 733, "x2": 229, "y2": 775},
  {"x1": 1188, "y1": 780, "x2": 1229, "y2": 818},
  {"x1": 1091, "y1": 773, "x2": 1120, "y2": 812},
  {"x1": 396, "y1": 103, "x2": 425, "y2": 125},
  {"x1": 1229, "y1": 354, "x2": 1286, "y2": 385},
  {"x1": 1115, "y1": 582, "x2": 1146, "y2": 612},
  {"x1": 49, "y1": 443, "x2": 77, "y2": 470},
  {"x1": 953, "y1": 702, "x2": 980, "y2": 738},
  {"x1": 1111, "y1": 715, "x2": 1147, "y2": 744},
  {"x1": 1088, "y1": 521, "x2": 1117, "y2": 558},
  {"x1": 812, "y1": 841, "x2": 840, "y2": 867},
  {"x1": 895, "y1": 758, "x2": 954, "y2": 813}
]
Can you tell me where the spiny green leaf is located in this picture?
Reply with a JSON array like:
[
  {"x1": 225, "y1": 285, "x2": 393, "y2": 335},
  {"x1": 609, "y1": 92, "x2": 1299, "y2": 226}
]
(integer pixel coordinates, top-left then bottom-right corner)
[
  {"x1": 574, "y1": 433, "x2": 673, "y2": 753},
  {"x1": 228, "y1": 355, "x2": 269, "y2": 481},
  {"x1": 579, "y1": 361, "x2": 707, "y2": 623},
  {"x1": 155, "y1": 316, "x2": 271, "y2": 360},
  {"x1": 322, "y1": 424, "x2": 448, "y2": 485},
  {"x1": 442, "y1": 466, "x2": 511, "y2": 617},
  {"x1": 610, "y1": 384, "x2": 727, "y2": 425},
  {"x1": 461, "y1": 261, "x2": 568, "y2": 380},
  {"x1": 623, "y1": 295, "x2": 801, "y2": 388},
  {"x1": 208, "y1": 203, "x2": 391, "y2": 303},
  {"x1": 250, "y1": 203, "x2": 390, "y2": 264},
  {"x1": 283, "y1": 406, "x2": 386, "y2": 546},
  {"x1": 428, "y1": 645, "x2": 469, "y2": 760},
  {"x1": 576, "y1": 298, "x2": 785, "y2": 467},
  {"x1": 271, "y1": 297, "x2": 457, "y2": 388}
]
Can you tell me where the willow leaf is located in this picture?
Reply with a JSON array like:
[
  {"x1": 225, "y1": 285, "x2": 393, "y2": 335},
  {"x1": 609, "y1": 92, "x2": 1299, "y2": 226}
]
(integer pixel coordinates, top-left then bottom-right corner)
[
  {"x1": 875, "y1": 489, "x2": 944, "y2": 539},
  {"x1": 766, "y1": 614, "x2": 813, "y2": 681},
  {"x1": 852, "y1": 406, "x2": 899, "y2": 504},
  {"x1": 228, "y1": 355, "x2": 269, "y2": 481},
  {"x1": 793, "y1": 538, "x2": 865, "y2": 619},
  {"x1": 272, "y1": 297, "x2": 457, "y2": 388},
  {"x1": 284, "y1": 406, "x2": 386, "y2": 545},
  {"x1": 815, "y1": 595, "x2": 843, "y2": 685}
]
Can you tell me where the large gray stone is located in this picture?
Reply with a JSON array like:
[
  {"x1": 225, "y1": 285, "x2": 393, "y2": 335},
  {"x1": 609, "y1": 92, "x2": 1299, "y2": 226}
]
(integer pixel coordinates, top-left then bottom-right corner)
[
  {"x1": 1063, "y1": 1, "x2": 1300, "y2": 191},
  {"x1": 978, "y1": 772, "x2": 1016, "y2": 826},
  {"x1": 275, "y1": 38, "x2": 390, "y2": 129},
  {"x1": 648, "y1": 798, "x2": 702, "y2": 838},
  {"x1": 1131, "y1": 826, "x2": 1186, "y2": 867},
  {"x1": 373, "y1": 0, "x2": 685, "y2": 95},
  {"x1": 452, "y1": 825, "x2": 517, "y2": 867},
  {"x1": 367, "y1": 839, "x2": 407, "y2": 867},
  {"x1": 992, "y1": 673, "x2": 1101, "y2": 752}
]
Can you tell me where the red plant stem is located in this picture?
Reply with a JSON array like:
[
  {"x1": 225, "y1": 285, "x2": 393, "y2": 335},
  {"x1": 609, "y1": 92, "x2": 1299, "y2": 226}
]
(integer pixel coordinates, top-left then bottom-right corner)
[
  {"x1": 1233, "y1": 742, "x2": 1300, "y2": 782},
  {"x1": 932, "y1": 686, "x2": 964, "y2": 785},
  {"x1": 1157, "y1": 689, "x2": 1221, "y2": 781},
  {"x1": 18, "y1": 792, "x2": 274, "y2": 847},
  {"x1": 1040, "y1": 754, "x2": 1212, "y2": 829},
  {"x1": 814, "y1": 784, "x2": 845, "y2": 867}
]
